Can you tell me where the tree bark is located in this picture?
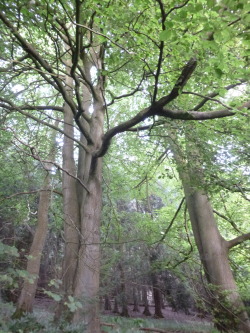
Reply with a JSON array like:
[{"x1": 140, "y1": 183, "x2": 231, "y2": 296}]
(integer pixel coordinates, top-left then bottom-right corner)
[
  {"x1": 169, "y1": 125, "x2": 250, "y2": 333},
  {"x1": 118, "y1": 262, "x2": 130, "y2": 317},
  {"x1": 152, "y1": 274, "x2": 164, "y2": 318},
  {"x1": 113, "y1": 297, "x2": 119, "y2": 313},
  {"x1": 13, "y1": 125, "x2": 58, "y2": 318},
  {"x1": 142, "y1": 286, "x2": 151, "y2": 316},
  {"x1": 133, "y1": 287, "x2": 140, "y2": 312},
  {"x1": 72, "y1": 71, "x2": 105, "y2": 332},
  {"x1": 54, "y1": 71, "x2": 81, "y2": 322},
  {"x1": 104, "y1": 295, "x2": 112, "y2": 311}
]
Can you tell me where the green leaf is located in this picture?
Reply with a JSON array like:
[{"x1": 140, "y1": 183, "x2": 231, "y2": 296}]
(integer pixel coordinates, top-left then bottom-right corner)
[
  {"x1": 214, "y1": 29, "x2": 232, "y2": 43},
  {"x1": 159, "y1": 30, "x2": 172, "y2": 41},
  {"x1": 44, "y1": 290, "x2": 62, "y2": 302},
  {"x1": 214, "y1": 67, "x2": 223, "y2": 78}
]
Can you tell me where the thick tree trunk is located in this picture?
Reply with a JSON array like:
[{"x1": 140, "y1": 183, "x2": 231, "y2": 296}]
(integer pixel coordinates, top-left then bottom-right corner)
[
  {"x1": 73, "y1": 163, "x2": 102, "y2": 331},
  {"x1": 54, "y1": 74, "x2": 81, "y2": 321},
  {"x1": 184, "y1": 189, "x2": 250, "y2": 332},
  {"x1": 169, "y1": 126, "x2": 250, "y2": 333},
  {"x1": 72, "y1": 90, "x2": 105, "y2": 332}
]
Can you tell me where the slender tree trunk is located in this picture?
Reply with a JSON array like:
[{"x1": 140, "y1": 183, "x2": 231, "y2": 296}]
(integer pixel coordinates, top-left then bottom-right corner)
[
  {"x1": 13, "y1": 125, "x2": 58, "y2": 318},
  {"x1": 152, "y1": 273, "x2": 164, "y2": 318},
  {"x1": 161, "y1": 296, "x2": 165, "y2": 309},
  {"x1": 113, "y1": 297, "x2": 119, "y2": 313},
  {"x1": 133, "y1": 287, "x2": 140, "y2": 312},
  {"x1": 104, "y1": 295, "x2": 112, "y2": 311},
  {"x1": 169, "y1": 125, "x2": 250, "y2": 333},
  {"x1": 150, "y1": 250, "x2": 164, "y2": 318},
  {"x1": 13, "y1": 175, "x2": 51, "y2": 318},
  {"x1": 142, "y1": 286, "x2": 151, "y2": 316},
  {"x1": 118, "y1": 262, "x2": 130, "y2": 317}
]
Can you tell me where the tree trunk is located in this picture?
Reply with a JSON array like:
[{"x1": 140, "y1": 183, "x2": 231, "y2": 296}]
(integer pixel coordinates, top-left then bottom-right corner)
[
  {"x1": 14, "y1": 125, "x2": 58, "y2": 318},
  {"x1": 118, "y1": 262, "x2": 130, "y2": 317},
  {"x1": 133, "y1": 287, "x2": 140, "y2": 312},
  {"x1": 13, "y1": 175, "x2": 51, "y2": 318},
  {"x1": 72, "y1": 78, "x2": 105, "y2": 332},
  {"x1": 142, "y1": 286, "x2": 151, "y2": 316},
  {"x1": 54, "y1": 73, "x2": 81, "y2": 322},
  {"x1": 150, "y1": 250, "x2": 164, "y2": 319},
  {"x1": 113, "y1": 297, "x2": 119, "y2": 313},
  {"x1": 73, "y1": 161, "x2": 103, "y2": 331},
  {"x1": 169, "y1": 125, "x2": 250, "y2": 333},
  {"x1": 104, "y1": 295, "x2": 112, "y2": 311},
  {"x1": 152, "y1": 273, "x2": 164, "y2": 318},
  {"x1": 184, "y1": 189, "x2": 250, "y2": 332}
]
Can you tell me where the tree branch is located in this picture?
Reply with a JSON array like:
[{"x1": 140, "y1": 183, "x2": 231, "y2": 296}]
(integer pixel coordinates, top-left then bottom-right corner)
[
  {"x1": 193, "y1": 80, "x2": 247, "y2": 111},
  {"x1": 156, "y1": 57, "x2": 197, "y2": 108},
  {"x1": 95, "y1": 58, "x2": 197, "y2": 157},
  {"x1": 74, "y1": 22, "x2": 134, "y2": 55},
  {"x1": 0, "y1": 189, "x2": 62, "y2": 202},
  {"x1": 183, "y1": 91, "x2": 232, "y2": 109},
  {"x1": 227, "y1": 232, "x2": 250, "y2": 249},
  {"x1": 0, "y1": 11, "x2": 93, "y2": 142},
  {"x1": 165, "y1": 0, "x2": 190, "y2": 19},
  {"x1": 107, "y1": 73, "x2": 144, "y2": 106},
  {"x1": 153, "y1": 197, "x2": 185, "y2": 246},
  {"x1": 0, "y1": 99, "x2": 90, "y2": 153},
  {"x1": 158, "y1": 108, "x2": 235, "y2": 120},
  {"x1": 13, "y1": 136, "x2": 90, "y2": 193},
  {"x1": 213, "y1": 209, "x2": 241, "y2": 233}
]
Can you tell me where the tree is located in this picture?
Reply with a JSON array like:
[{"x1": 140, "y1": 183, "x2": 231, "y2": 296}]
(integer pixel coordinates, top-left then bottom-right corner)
[
  {"x1": 13, "y1": 124, "x2": 58, "y2": 318},
  {"x1": 1, "y1": 1, "x2": 250, "y2": 332},
  {"x1": 167, "y1": 123, "x2": 250, "y2": 332}
]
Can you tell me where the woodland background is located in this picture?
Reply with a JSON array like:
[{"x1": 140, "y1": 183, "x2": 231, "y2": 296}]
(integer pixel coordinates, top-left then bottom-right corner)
[{"x1": 0, "y1": 0, "x2": 250, "y2": 332}]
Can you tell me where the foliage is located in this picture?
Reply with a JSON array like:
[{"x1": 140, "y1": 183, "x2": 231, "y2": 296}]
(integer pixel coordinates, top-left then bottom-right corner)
[
  {"x1": 0, "y1": 0, "x2": 250, "y2": 330},
  {"x1": 100, "y1": 315, "x2": 218, "y2": 333}
]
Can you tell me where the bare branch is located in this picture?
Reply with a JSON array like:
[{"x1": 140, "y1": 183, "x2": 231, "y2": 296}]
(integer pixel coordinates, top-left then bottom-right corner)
[
  {"x1": 94, "y1": 106, "x2": 152, "y2": 157},
  {"x1": 13, "y1": 136, "x2": 91, "y2": 193},
  {"x1": 165, "y1": 0, "x2": 190, "y2": 19},
  {"x1": 0, "y1": 99, "x2": 90, "y2": 153},
  {"x1": 158, "y1": 107, "x2": 235, "y2": 120},
  {"x1": 193, "y1": 80, "x2": 247, "y2": 111},
  {"x1": 153, "y1": 197, "x2": 185, "y2": 246},
  {"x1": 156, "y1": 57, "x2": 197, "y2": 108},
  {"x1": 95, "y1": 58, "x2": 198, "y2": 157},
  {"x1": 213, "y1": 209, "x2": 241, "y2": 233},
  {"x1": 74, "y1": 22, "x2": 134, "y2": 55},
  {"x1": 227, "y1": 232, "x2": 250, "y2": 249},
  {"x1": 183, "y1": 91, "x2": 233, "y2": 109},
  {"x1": 107, "y1": 73, "x2": 145, "y2": 106},
  {"x1": 0, "y1": 189, "x2": 62, "y2": 202},
  {"x1": 0, "y1": 54, "x2": 29, "y2": 72}
]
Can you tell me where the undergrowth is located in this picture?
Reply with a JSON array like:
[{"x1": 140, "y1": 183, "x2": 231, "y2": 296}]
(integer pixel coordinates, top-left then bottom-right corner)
[{"x1": 0, "y1": 301, "x2": 220, "y2": 333}]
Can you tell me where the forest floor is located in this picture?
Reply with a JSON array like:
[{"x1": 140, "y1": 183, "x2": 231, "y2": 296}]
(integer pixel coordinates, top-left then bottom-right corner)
[
  {"x1": 33, "y1": 298, "x2": 215, "y2": 333},
  {"x1": 102, "y1": 304, "x2": 210, "y2": 322}
]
